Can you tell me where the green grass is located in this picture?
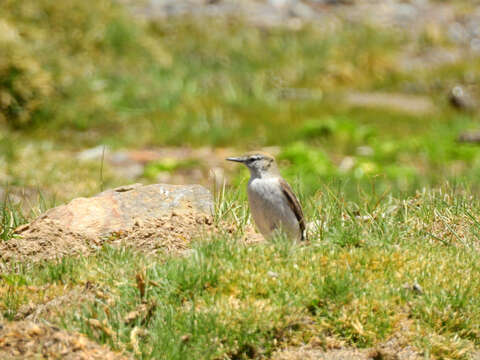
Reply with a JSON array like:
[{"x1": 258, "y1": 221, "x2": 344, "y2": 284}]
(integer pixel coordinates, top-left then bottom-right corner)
[
  {"x1": 2, "y1": 0, "x2": 480, "y2": 203},
  {"x1": 2, "y1": 0, "x2": 477, "y2": 147},
  {"x1": 1, "y1": 185, "x2": 480, "y2": 359},
  {"x1": 0, "y1": 200, "x2": 26, "y2": 242},
  {"x1": 2, "y1": 0, "x2": 480, "y2": 358}
]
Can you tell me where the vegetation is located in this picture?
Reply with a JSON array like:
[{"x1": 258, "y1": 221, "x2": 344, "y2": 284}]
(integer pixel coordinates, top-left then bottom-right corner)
[
  {"x1": 1, "y1": 0, "x2": 480, "y2": 358},
  {"x1": 2, "y1": 186, "x2": 480, "y2": 359},
  {"x1": 1, "y1": 0, "x2": 480, "y2": 201}
]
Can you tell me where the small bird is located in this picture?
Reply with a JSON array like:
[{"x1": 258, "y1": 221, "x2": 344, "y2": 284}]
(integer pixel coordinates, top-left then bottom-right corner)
[{"x1": 226, "y1": 152, "x2": 306, "y2": 241}]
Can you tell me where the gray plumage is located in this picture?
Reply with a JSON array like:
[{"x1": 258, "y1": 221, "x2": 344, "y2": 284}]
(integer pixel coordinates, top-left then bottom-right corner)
[{"x1": 226, "y1": 152, "x2": 306, "y2": 241}]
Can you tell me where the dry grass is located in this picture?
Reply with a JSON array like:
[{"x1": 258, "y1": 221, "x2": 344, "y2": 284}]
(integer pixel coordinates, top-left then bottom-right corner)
[{"x1": 2, "y1": 186, "x2": 480, "y2": 359}]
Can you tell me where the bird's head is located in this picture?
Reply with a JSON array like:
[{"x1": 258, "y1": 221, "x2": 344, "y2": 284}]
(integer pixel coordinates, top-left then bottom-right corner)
[{"x1": 226, "y1": 152, "x2": 279, "y2": 178}]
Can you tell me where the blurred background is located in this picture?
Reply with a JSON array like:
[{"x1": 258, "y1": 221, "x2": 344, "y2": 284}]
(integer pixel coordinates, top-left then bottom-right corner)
[{"x1": 1, "y1": 0, "x2": 480, "y2": 214}]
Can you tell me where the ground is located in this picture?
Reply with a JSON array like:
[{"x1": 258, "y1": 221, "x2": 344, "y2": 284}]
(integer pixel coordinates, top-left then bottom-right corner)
[{"x1": 1, "y1": 0, "x2": 480, "y2": 359}]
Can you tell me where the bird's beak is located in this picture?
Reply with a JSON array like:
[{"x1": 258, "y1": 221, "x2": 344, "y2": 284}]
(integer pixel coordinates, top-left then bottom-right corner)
[{"x1": 226, "y1": 156, "x2": 247, "y2": 163}]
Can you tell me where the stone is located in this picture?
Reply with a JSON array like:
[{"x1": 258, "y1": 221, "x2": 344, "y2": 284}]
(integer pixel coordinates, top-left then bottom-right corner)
[
  {"x1": 449, "y1": 85, "x2": 476, "y2": 111},
  {"x1": 458, "y1": 131, "x2": 480, "y2": 143},
  {"x1": 1, "y1": 184, "x2": 214, "y2": 263},
  {"x1": 76, "y1": 145, "x2": 108, "y2": 161},
  {"x1": 338, "y1": 156, "x2": 355, "y2": 172},
  {"x1": 267, "y1": 270, "x2": 279, "y2": 278},
  {"x1": 29, "y1": 183, "x2": 213, "y2": 238}
]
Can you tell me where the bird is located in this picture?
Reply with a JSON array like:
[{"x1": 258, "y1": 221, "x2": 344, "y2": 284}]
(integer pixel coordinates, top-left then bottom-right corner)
[{"x1": 226, "y1": 152, "x2": 306, "y2": 241}]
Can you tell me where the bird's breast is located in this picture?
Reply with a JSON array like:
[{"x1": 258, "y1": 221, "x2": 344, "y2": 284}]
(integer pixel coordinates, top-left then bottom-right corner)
[
  {"x1": 247, "y1": 177, "x2": 300, "y2": 239},
  {"x1": 248, "y1": 177, "x2": 282, "y2": 198}
]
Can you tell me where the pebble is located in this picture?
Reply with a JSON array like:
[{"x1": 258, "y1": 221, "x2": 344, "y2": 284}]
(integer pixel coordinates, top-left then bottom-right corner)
[
  {"x1": 267, "y1": 270, "x2": 279, "y2": 278},
  {"x1": 449, "y1": 86, "x2": 476, "y2": 111}
]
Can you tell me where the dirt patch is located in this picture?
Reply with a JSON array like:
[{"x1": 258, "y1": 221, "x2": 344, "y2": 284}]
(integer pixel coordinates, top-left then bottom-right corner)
[
  {"x1": 112, "y1": 210, "x2": 217, "y2": 253},
  {"x1": 0, "y1": 210, "x2": 217, "y2": 265},
  {"x1": 0, "y1": 320, "x2": 130, "y2": 360},
  {"x1": 1, "y1": 210, "x2": 264, "y2": 266},
  {"x1": 272, "y1": 347, "x2": 373, "y2": 360},
  {"x1": 344, "y1": 92, "x2": 435, "y2": 115},
  {"x1": 273, "y1": 317, "x2": 423, "y2": 360},
  {"x1": 273, "y1": 342, "x2": 422, "y2": 360}
]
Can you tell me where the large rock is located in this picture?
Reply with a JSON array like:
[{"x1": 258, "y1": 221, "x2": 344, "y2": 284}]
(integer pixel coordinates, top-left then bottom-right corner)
[
  {"x1": 30, "y1": 183, "x2": 213, "y2": 238},
  {"x1": 1, "y1": 184, "x2": 215, "y2": 263}
]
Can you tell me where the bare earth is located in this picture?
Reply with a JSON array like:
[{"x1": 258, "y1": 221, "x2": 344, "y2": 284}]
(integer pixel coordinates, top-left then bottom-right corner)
[{"x1": 0, "y1": 321, "x2": 130, "y2": 360}]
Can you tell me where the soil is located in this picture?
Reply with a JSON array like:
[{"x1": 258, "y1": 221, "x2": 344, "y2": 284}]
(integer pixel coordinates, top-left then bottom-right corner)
[
  {"x1": 0, "y1": 210, "x2": 218, "y2": 265},
  {"x1": 273, "y1": 341, "x2": 422, "y2": 360},
  {"x1": 273, "y1": 317, "x2": 423, "y2": 360},
  {"x1": 0, "y1": 208, "x2": 264, "y2": 268},
  {"x1": 273, "y1": 346, "x2": 372, "y2": 360},
  {"x1": 0, "y1": 321, "x2": 130, "y2": 360}
]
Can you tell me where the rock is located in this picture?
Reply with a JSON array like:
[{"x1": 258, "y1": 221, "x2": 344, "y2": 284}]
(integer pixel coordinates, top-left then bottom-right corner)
[
  {"x1": 402, "y1": 282, "x2": 424, "y2": 295},
  {"x1": 338, "y1": 156, "x2": 355, "y2": 172},
  {"x1": 449, "y1": 85, "x2": 476, "y2": 111},
  {"x1": 267, "y1": 270, "x2": 279, "y2": 278},
  {"x1": 30, "y1": 183, "x2": 213, "y2": 238},
  {"x1": 458, "y1": 131, "x2": 480, "y2": 143},
  {"x1": 412, "y1": 282, "x2": 423, "y2": 294},
  {"x1": 1, "y1": 184, "x2": 214, "y2": 263},
  {"x1": 76, "y1": 145, "x2": 108, "y2": 161},
  {"x1": 289, "y1": 2, "x2": 316, "y2": 19}
]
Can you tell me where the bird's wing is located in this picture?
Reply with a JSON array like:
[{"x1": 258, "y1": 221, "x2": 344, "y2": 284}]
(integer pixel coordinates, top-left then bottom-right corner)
[{"x1": 279, "y1": 178, "x2": 307, "y2": 240}]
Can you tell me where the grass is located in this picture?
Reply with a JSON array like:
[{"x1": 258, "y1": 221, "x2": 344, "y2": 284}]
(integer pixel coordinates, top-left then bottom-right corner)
[
  {"x1": 1, "y1": 0, "x2": 477, "y2": 145},
  {"x1": 0, "y1": 199, "x2": 26, "y2": 242},
  {"x1": 1, "y1": 0, "x2": 480, "y2": 203},
  {"x1": 2, "y1": 0, "x2": 480, "y2": 358},
  {"x1": 1, "y1": 185, "x2": 480, "y2": 359}
]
